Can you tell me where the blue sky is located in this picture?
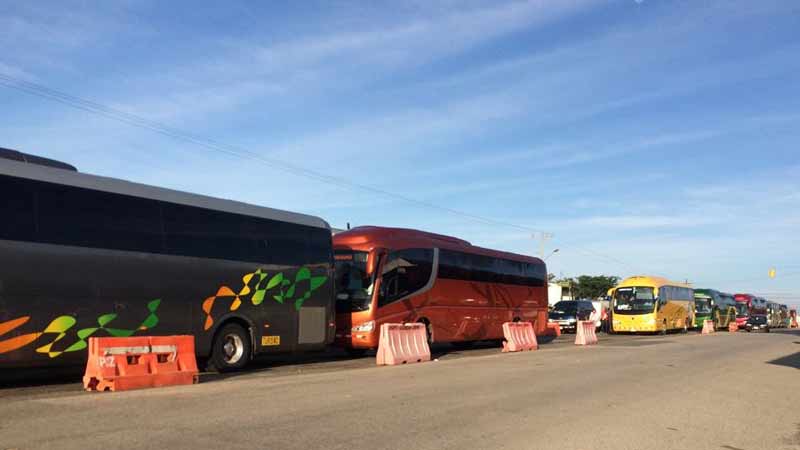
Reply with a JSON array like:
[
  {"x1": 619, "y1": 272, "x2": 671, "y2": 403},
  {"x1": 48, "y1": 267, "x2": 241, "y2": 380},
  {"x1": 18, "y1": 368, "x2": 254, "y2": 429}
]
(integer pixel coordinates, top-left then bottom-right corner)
[{"x1": 1, "y1": 0, "x2": 799, "y2": 306}]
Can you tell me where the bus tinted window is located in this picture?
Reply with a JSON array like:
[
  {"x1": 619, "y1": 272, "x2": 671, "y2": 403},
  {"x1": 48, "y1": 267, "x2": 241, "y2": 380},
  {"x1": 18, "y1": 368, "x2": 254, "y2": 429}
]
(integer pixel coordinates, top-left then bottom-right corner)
[
  {"x1": 163, "y1": 203, "x2": 328, "y2": 265},
  {"x1": 438, "y1": 249, "x2": 544, "y2": 287},
  {"x1": 0, "y1": 175, "x2": 36, "y2": 241},
  {"x1": 163, "y1": 203, "x2": 257, "y2": 261},
  {"x1": 378, "y1": 248, "x2": 433, "y2": 307},
  {"x1": 10, "y1": 175, "x2": 329, "y2": 264},
  {"x1": 37, "y1": 181, "x2": 163, "y2": 253}
]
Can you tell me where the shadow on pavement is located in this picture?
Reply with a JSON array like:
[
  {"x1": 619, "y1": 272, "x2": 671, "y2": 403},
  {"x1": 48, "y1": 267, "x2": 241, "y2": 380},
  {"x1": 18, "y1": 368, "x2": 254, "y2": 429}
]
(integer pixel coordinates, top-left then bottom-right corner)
[
  {"x1": 2, "y1": 335, "x2": 563, "y2": 388},
  {"x1": 767, "y1": 351, "x2": 800, "y2": 370},
  {"x1": 0, "y1": 365, "x2": 84, "y2": 391}
]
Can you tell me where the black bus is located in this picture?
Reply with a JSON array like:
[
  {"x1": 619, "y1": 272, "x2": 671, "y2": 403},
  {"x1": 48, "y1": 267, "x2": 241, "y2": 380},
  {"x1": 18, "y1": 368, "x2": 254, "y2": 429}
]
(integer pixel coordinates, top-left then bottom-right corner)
[{"x1": 0, "y1": 149, "x2": 334, "y2": 371}]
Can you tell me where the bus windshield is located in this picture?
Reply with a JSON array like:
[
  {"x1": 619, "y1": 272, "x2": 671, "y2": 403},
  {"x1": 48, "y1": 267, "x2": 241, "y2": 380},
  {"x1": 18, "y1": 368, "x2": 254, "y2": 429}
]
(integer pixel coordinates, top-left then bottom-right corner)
[
  {"x1": 694, "y1": 299, "x2": 712, "y2": 314},
  {"x1": 334, "y1": 251, "x2": 374, "y2": 312},
  {"x1": 735, "y1": 302, "x2": 749, "y2": 318},
  {"x1": 614, "y1": 287, "x2": 656, "y2": 314}
]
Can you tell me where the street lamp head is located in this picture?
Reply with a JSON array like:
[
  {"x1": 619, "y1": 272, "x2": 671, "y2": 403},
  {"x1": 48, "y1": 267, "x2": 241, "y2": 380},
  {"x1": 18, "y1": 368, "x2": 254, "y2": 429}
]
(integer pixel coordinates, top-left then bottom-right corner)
[{"x1": 544, "y1": 248, "x2": 560, "y2": 261}]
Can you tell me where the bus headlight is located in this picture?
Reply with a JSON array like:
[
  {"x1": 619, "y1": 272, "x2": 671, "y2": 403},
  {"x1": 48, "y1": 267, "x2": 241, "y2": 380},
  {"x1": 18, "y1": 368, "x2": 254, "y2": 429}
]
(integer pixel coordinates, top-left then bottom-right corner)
[{"x1": 352, "y1": 321, "x2": 375, "y2": 332}]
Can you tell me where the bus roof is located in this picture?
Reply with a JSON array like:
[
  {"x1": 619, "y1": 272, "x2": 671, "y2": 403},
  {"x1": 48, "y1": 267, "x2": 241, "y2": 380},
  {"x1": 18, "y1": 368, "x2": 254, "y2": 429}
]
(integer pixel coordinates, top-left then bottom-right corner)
[
  {"x1": 693, "y1": 288, "x2": 715, "y2": 299},
  {"x1": 0, "y1": 155, "x2": 330, "y2": 230},
  {"x1": 694, "y1": 288, "x2": 734, "y2": 298},
  {"x1": 334, "y1": 226, "x2": 543, "y2": 264},
  {"x1": 616, "y1": 275, "x2": 691, "y2": 289}
]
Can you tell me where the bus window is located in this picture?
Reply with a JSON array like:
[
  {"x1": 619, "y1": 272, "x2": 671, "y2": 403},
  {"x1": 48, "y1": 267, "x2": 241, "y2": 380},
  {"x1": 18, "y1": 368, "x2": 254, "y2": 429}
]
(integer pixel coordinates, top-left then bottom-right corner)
[
  {"x1": 614, "y1": 287, "x2": 656, "y2": 314},
  {"x1": 694, "y1": 298, "x2": 712, "y2": 314},
  {"x1": 334, "y1": 251, "x2": 374, "y2": 312},
  {"x1": 0, "y1": 175, "x2": 36, "y2": 241},
  {"x1": 378, "y1": 248, "x2": 433, "y2": 307}
]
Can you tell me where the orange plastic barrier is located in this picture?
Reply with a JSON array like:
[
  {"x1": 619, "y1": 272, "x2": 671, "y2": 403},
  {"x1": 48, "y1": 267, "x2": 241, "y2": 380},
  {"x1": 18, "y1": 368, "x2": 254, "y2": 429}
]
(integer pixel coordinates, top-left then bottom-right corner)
[
  {"x1": 83, "y1": 335, "x2": 199, "y2": 392},
  {"x1": 546, "y1": 322, "x2": 561, "y2": 337},
  {"x1": 701, "y1": 320, "x2": 716, "y2": 335},
  {"x1": 728, "y1": 322, "x2": 739, "y2": 333},
  {"x1": 501, "y1": 322, "x2": 538, "y2": 352},
  {"x1": 376, "y1": 323, "x2": 431, "y2": 366},
  {"x1": 575, "y1": 320, "x2": 598, "y2": 346}
]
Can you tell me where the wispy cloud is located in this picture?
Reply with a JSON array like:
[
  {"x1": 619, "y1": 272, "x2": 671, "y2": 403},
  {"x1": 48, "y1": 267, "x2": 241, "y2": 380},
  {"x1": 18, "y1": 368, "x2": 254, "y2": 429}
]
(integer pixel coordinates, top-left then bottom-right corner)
[{"x1": 577, "y1": 215, "x2": 719, "y2": 229}]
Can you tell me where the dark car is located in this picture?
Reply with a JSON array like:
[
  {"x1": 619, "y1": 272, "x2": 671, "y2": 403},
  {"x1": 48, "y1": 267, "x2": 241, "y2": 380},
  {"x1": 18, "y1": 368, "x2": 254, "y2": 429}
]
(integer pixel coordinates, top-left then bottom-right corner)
[
  {"x1": 745, "y1": 314, "x2": 770, "y2": 333},
  {"x1": 548, "y1": 300, "x2": 595, "y2": 333}
]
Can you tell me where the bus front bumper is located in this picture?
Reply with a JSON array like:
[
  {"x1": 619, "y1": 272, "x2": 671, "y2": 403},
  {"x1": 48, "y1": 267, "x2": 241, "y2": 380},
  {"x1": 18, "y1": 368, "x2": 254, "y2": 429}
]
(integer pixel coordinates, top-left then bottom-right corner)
[
  {"x1": 612, "y1": 316, "x2": 659, "y2": 333},
  {"x1": 694, "y1": 315, "x2": 712, "y2": 329},
  {"x1": 334, "y1": 330, "x2": 378, "y2": 349}
]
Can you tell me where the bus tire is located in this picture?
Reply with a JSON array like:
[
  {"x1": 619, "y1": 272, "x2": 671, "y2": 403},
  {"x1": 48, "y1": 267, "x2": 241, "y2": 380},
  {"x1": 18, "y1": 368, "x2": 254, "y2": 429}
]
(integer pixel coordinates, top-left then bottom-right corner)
[
  {"x1": 345, "y1": 348, "x2": 368, "y2": 357},
  {"x1": 210, "y1": 323, "x2": 252, "y2": 372},
  {"x1": 452, "y1": 341, "x2": 475, "y2": 350},
  {"x1": 418, "y1": 319, "x2": 433, "y2": 346}
]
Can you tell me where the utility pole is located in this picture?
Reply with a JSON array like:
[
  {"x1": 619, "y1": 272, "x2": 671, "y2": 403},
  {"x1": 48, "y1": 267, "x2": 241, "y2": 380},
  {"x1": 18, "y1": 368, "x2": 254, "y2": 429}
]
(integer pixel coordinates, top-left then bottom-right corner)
[{"x1": 536, "y1": 232, "x2": 554, "y2": 259}]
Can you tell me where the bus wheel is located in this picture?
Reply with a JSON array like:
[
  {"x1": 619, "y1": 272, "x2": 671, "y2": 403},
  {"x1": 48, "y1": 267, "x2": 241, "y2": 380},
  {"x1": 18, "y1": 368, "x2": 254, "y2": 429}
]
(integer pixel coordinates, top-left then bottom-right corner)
[
  {"x1": 452, "y1": 341, "x2": 474, "y2": 350},
  {"x1": 211, "y1": 323, "x2": 252, "y2": 372},
  {"x1": 419, "y1": 319, "x2": 433, "y2": 346},
  {"x1": 345, "y1": 347, "x2": 368, "y2": 357}
]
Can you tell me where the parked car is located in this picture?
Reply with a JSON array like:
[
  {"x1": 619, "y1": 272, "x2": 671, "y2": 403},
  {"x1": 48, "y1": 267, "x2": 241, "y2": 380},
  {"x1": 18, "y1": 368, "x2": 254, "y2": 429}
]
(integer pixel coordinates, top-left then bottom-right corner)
[
  {"x1": 548, "y1": 300, "x2": 595, "y2": 333},
  {"x1": 744, "y1": 314, "x2": 770, "y2": 333}
]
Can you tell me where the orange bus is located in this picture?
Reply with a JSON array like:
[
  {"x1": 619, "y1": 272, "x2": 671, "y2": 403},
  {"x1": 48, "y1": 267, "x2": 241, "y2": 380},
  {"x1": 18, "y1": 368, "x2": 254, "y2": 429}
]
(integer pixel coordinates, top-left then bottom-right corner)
[{"x1": 333, "y1": 226, "x2": 548, "y2": 354}]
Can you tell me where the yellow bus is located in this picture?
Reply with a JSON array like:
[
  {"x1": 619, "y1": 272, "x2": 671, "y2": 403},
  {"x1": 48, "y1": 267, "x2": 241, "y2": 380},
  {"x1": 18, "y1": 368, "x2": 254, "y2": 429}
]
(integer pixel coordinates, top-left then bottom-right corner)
[{"x1": 611, "y1": 276, "x2": 695, "y2": 334}]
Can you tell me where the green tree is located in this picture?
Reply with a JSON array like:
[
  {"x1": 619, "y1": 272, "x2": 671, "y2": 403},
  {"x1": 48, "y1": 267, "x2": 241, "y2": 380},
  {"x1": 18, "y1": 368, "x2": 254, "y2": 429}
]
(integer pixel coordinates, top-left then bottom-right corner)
[{"x1": 573, "y1": 275, "x2": 620, "y2": 300}]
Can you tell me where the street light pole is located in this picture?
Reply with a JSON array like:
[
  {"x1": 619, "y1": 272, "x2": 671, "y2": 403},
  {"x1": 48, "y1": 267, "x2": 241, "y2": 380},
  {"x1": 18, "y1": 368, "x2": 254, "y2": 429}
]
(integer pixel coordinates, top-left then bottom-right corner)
[{"x1": 544, "y1": 248, "x2": 560, "y2": 261}]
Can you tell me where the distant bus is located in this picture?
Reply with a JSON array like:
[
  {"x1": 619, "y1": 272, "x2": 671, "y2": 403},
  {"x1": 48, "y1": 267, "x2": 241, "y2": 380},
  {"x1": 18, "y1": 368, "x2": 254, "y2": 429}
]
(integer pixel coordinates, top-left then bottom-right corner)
[
  {"x1": 734, "y1": 294, "x2": 767, "y2": 329},
  {"x1": 779, "y1": 304, "x2": 790, "y2": 328},
  {"x1": 693, "y1": 289, "x2": 737, "y2": 330},
  {"x1": 766, "y1": 302, "x2": 784, "y2": 329},
  {"x1": 0, "y1": 150, "x2": 334, "y2": 371},
  {"x1": 611, "y1": 276, "x2": 694, "y2": 334},
  {"x1": 333, "y1": 226, "x2": 548, "y2": 353}
]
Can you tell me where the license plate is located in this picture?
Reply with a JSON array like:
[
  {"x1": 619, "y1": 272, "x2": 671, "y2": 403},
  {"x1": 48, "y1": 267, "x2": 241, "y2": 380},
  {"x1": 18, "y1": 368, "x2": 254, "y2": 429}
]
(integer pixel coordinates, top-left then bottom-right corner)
[{"x1": 261, "y1": 335, "x2": 281, "y2": 346}]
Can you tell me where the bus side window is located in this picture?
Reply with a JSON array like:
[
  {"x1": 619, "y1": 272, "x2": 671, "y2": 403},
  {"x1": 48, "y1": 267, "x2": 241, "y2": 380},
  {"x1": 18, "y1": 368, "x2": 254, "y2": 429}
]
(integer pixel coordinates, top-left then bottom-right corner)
[{"x1": 377, "y1": 249, "x2": 433, "y2": 308}]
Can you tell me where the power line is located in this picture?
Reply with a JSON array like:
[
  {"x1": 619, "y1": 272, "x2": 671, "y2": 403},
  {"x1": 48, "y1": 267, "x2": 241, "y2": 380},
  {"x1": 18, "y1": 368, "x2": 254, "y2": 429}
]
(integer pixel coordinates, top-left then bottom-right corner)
[
  {"x1": 694, "y1": 270, "x2": 800, "y2": 288},
  {"x1": 0, "y1": 73, "x2": 641, "y2": 271}
]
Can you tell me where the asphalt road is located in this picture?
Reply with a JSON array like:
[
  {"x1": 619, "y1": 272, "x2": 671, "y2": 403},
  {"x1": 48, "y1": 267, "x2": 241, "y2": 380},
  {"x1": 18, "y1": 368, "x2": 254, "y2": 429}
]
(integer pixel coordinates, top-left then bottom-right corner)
[{"x1": 1, "y1": 330, "x2": 799, "y2": 450}]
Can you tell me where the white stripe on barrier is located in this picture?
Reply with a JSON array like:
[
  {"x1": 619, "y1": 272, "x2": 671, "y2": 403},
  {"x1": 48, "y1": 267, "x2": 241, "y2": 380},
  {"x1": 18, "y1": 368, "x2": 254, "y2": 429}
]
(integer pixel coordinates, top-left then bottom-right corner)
[
  {"x1": 151, "y1": 345, "x2": 177, "y2": 354},
  {"x1": 103, "y1": 346, "x2": 151, "y2": 355}
]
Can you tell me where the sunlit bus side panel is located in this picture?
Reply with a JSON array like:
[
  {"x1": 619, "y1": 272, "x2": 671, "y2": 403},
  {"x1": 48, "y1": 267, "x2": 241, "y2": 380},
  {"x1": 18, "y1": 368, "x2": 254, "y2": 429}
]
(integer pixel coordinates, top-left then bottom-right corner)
[
  {"x1": 332, "y1": 227, "x2": 547, "y2": 350},
  {"x1": 611, "y1": 276, "x2": 693, "y2": 334}
]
